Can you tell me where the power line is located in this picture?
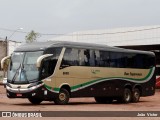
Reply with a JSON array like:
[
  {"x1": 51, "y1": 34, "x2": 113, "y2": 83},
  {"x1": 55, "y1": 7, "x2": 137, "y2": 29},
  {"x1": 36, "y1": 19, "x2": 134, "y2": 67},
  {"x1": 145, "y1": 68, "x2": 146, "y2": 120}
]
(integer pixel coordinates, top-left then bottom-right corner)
[
  {"x1": 0, "y1": 28, "x2": 28, "y2": 33},
  {"x1": 0, "y1": 26, "x2": 160, "y2": 36}
]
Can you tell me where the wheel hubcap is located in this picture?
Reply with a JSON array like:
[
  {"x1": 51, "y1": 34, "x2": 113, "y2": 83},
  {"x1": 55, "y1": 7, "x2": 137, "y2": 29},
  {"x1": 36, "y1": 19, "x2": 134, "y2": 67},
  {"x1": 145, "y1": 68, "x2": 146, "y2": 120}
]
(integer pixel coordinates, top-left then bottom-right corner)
[
  {"x1": 59, "y1": 93, "x2": 66, "y2": 101},
  {"x1": 125, "y1": 92, "x2": 130, "y2": 101},
  {"x1": 134, "y1": 91, "x2": 139, "y2": 100}
]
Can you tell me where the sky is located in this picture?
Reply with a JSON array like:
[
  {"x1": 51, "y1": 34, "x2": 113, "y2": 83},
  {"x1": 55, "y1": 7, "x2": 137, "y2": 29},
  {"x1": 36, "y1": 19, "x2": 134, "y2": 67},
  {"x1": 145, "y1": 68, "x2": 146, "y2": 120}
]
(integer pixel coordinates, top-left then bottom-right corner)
[{"x1": 0, "y1": 0, "x2": 160, "y2": 42}]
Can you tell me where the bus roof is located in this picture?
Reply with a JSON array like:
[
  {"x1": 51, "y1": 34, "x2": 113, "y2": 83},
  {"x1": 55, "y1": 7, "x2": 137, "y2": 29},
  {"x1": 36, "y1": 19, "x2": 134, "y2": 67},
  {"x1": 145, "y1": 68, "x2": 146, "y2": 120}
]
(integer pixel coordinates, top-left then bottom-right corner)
[{"x1": 15, "y1": 41, "x2": 155, "y2": 56}]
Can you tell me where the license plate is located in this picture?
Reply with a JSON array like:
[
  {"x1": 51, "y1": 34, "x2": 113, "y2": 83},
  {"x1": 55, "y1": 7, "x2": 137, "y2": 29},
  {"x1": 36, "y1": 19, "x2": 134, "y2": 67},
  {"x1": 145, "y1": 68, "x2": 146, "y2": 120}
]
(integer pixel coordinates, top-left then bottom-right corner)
[{"x1": 17, "y1": 94, "x2": 22, "y2": 97}]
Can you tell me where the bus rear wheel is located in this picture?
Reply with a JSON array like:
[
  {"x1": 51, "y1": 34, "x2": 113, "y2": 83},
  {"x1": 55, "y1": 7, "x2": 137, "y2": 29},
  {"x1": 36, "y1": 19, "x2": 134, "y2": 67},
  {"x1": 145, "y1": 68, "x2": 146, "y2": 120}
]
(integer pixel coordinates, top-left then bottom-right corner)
[
  {"x1": 131, "y1": 88, "x2": 140, "y2": 103},
  {"x1": 118, "y1": 88, "x2": 132, "y2": 103},
  {"x1": 54, "y1": 88, "x2": 70, "y2": 105},
  {"x1": 28, "y1": 97, "x2": 43, "y2": 105},
  {"x1": 94, "y1": 97, "x2": 113, "y2": 104}
]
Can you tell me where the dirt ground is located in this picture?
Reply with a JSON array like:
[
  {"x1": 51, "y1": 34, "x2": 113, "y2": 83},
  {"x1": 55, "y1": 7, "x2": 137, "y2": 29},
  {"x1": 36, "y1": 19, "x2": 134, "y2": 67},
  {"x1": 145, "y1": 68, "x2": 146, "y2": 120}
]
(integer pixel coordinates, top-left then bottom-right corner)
[{"x1": 0, "y1": 85, "x2": 160, "y2": 120}]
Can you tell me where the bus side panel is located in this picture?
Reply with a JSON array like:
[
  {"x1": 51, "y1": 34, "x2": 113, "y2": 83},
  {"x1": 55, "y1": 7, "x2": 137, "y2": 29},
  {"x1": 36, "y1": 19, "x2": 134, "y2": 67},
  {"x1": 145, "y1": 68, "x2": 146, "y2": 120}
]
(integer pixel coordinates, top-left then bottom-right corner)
[
  {"x1": 140, "y1": 74, "x2": 156, "y2": 96},
  {"x1": 71, "y1": 79, "x2": 122, "y2": 97},
  {"x1": 70, "y1": 74, "x2": 156, "y2": 98}
]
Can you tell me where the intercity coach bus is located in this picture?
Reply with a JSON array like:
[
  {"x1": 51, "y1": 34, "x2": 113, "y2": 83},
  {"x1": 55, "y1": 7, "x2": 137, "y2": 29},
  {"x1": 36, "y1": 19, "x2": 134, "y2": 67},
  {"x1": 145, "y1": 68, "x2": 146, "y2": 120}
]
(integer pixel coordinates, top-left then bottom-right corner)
[{"x1": 1, "y1": 41, "x2": 156, "y2": 105}]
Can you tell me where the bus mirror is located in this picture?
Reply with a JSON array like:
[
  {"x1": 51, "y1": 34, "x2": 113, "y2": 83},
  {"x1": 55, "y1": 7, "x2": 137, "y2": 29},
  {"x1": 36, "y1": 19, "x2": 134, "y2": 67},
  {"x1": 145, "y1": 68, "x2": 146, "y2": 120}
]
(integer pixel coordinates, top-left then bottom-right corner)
[
  {"x1": 1, "y1": 56, "x2": 11, "y2": 70},
  {"x1": 36, "y1": 54, "x2": 53, "y2": 68}
]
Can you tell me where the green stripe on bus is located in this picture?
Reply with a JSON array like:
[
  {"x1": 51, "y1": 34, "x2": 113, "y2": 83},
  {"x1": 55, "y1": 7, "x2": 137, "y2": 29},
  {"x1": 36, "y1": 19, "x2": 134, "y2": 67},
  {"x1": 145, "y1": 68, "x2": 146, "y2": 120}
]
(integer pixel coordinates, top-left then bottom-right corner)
[
  {"x1": 44, "y1": 68, "x2": 153, "y2": 92},
  {"x1": 44, "y1": 84, "x2": 60, "y2": 91},
  {"x1": 44, "y1": 84, "x2": 52, "y2": 90},
  {"x1": 71, "y1": 68, "x2": 153, "y2": 90},
  {"x1": 54, "y1": 88, "x2": 60, "y2": 91}
]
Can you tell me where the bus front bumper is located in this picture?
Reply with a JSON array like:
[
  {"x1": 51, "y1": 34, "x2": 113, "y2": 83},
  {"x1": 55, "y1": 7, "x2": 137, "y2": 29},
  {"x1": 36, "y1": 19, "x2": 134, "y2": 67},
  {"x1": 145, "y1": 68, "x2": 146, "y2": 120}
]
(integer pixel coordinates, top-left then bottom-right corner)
[{"x1": 6, "y1": 83, "x2": 57, "y2": 99}]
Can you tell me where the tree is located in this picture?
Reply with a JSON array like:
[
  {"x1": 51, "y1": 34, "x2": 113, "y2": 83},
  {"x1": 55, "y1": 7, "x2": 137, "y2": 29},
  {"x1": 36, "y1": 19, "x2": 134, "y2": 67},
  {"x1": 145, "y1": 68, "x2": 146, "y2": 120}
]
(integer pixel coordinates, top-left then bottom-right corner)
[{"x1": 25, "y1": 30, "x2": 40, "y2": 43}]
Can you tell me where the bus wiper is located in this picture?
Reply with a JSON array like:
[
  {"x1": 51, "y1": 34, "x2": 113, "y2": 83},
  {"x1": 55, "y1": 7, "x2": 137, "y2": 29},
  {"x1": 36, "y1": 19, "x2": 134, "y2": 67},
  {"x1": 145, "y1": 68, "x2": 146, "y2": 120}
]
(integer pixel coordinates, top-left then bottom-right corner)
[
  {"x1": 12, "y1": 64, "x2": 22, "y2": 83},
  {"x1": 21, "y1": 67, "x2": 29, "y2": 83}
]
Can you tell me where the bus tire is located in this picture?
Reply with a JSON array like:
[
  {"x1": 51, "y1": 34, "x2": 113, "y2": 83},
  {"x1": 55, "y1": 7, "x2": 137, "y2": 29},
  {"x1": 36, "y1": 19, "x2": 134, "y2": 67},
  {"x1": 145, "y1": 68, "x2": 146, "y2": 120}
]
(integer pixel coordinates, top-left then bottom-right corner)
[
  {"x1": 120, "y1": 88, "x2": 132, "y2": 103},
  {"x1": 28, "y1": 97, "x2": 43, "y2": 105},
  {"x1": 94, "y1": 97, "x2": 113, "y2": 104},
  {"x1": 54, "y1": 88, "x2": 70, "y2": 105},
  {"x1": 131, "y1": 88, "x2": 140, "y2": 103}
]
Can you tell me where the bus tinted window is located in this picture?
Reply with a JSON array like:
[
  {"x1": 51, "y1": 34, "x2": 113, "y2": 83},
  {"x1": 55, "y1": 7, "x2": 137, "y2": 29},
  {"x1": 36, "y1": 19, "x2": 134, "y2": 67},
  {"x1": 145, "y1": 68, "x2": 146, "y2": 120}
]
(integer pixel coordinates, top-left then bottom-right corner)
[
  {"x1": 132, "y1": 54, "x2": 154, "y2": 69},
  {"x1": 134, "y1": 54, "x2": 144, "y2": 68},
  {"x1": 89, "y1": 50, "x2": 95, "y2": 66},
  {"x1": 61, "y1": 48, "x2": 154, "y2": 69},
  {"x1": 83, "y1": 49, "x2": 90, "y2": 66},
  {"x1": 116, "y1": 53, "x2": 125, "y2": 68},
  {"x1": 62, "y1": 48, "x2": 96, "y2": 67},
  {"x1": 110, "y1": 52, "x2": 117, "y2": 67},
  {"x1": 78, "y1": 49, "x2": 85, "y2": 66},
  {"x1": 144, "y1": 55, "x2": 155, "y2": 68},
  {"x1": 124, "y1": 54, "x2": 135, "y2": 68},
  {"x1": 61, "y1": 48, "x2": 79, "y2": 66},
  {"x1": 99, "y1": 51, "x2": 110, "y2": 67},
  {"x1": 94, "y1": 50, "x2": 100, "y2": 66},
  {"x1": 78, "y1": 49, "x2": 90, "y2": 66},
  {"x1": 44, "y1": 47, "x2": 62, "y2": 59},
  {"x1": 41, "y1": 47, "x2": 62, "y2": 79}
]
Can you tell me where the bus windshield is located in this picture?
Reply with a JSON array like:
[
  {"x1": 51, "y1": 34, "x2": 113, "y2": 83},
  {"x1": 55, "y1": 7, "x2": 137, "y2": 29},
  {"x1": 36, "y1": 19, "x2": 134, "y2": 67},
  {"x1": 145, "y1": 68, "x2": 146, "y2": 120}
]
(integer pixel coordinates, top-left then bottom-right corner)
[{"x1": 8, "y1": 51, "x2": 43, "y2": 83}]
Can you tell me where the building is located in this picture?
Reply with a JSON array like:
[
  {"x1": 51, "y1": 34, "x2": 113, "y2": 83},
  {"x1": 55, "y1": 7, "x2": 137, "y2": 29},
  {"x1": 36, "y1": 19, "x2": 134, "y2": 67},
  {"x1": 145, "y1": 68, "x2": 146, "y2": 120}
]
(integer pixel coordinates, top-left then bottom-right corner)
[{"x1": 0, "y1": 39, "x2": 21, "y2": 69}]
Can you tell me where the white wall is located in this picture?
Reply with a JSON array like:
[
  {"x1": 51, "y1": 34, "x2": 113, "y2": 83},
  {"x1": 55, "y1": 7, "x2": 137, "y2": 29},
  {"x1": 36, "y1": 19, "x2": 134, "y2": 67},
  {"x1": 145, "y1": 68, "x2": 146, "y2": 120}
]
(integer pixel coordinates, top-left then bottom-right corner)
[{"x1": 7, "y1": 41, "x2": 21, "y2": 55}]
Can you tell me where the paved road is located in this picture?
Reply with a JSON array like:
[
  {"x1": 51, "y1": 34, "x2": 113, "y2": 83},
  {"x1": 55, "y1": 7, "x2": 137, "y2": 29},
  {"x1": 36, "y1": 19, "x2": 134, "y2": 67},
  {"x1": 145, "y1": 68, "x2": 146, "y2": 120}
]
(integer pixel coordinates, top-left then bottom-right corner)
[{"x1": 0, "y1": 85, "x2": 160, "y2": 120}]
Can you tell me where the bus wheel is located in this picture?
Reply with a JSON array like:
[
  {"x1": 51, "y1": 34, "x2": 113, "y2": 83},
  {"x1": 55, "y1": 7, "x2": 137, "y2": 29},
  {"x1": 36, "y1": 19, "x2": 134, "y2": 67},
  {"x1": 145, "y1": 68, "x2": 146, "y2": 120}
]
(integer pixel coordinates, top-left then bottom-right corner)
[
  {"x1": 131, "y1": 88, "x2": 140, "y2": 103},
  {"x1": 120, "y1": 88, "x2": 132, "y2": 103},
  {"x1": 54, "y1": 88, "x2": 70, "y2": 105},
  {"x1": 28, "y1": 97, "x2": 43, "y2": 105}
]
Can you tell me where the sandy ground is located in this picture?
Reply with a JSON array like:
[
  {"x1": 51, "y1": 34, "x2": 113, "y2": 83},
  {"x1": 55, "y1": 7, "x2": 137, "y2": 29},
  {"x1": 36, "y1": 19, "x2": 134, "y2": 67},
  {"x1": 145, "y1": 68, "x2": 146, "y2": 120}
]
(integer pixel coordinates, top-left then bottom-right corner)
[{"x1": 0, "y1": 85, "x2": 160, "y2": 120}]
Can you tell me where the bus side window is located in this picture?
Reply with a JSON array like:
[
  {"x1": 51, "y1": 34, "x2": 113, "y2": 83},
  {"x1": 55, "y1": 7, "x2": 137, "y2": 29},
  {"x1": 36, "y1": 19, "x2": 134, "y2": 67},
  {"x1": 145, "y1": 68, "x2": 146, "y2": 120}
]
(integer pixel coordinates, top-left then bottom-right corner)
[
  {"x1": 125, "y1": 54, "x2": 135, "y2": 68},
  {"x1": 61, "y1": 48, "x2": 79, "y2": 67},
  {"x1": 89, "y1": 50, "x2": 95, "y2": 66},
  {"x1": 116, "y1": 53, "x2": 125, "y2": 68},
  {"x1": 78, "y1": 49, "x2": 95, "y2": 66},
  {"x1": 110, "y1": 52, "x2": 117, "y2": 67},
  {"x1": 78, "y1": 49, "x2": 85, "y2": 66},
  {"x1": 94, "y1": 50, "x2": 100, "y2": 66},
  {"x1": 84, "y1": 49, "x2": 90, "y2": 66},
  {"x1": 134, "y1": 54, "x2": 144, "y2": 68},
  {"x1": 99, "y1": 51, "x2": 110, "y2": 67},
  {"x1": 144, "y1": 55, "x2": 155, "y2": 69}
]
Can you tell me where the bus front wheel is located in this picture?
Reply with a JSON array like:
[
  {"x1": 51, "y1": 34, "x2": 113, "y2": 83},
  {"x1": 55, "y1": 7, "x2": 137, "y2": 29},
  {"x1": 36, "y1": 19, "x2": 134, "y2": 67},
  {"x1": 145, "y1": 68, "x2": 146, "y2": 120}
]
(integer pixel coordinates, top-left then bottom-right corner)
[
  {"x1": 54, "y1": 88, "x2": 70, "y2": 105},
  {"x1": 28, "y1": 97, "x2": 43, "y2": 105}
]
